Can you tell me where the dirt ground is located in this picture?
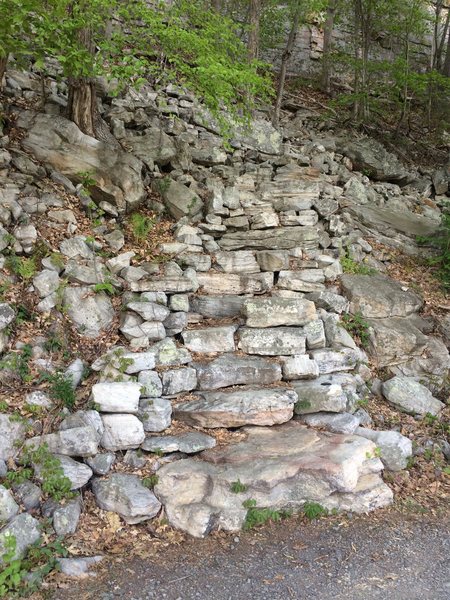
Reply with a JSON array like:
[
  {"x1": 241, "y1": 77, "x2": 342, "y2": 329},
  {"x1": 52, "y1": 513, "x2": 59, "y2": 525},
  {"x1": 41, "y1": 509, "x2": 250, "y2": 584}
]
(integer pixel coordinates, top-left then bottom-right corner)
[{"x1": 50, "y1": 506, "x2": 450, "y2": 600}]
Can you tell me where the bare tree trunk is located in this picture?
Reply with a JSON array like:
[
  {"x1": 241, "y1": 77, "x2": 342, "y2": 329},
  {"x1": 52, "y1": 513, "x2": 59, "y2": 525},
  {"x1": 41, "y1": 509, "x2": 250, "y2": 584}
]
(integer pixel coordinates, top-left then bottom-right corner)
[
  {"x1": 436, "y1": 3, "x2": 450, "y2": 71},
  {"x1": 212, "y1": 0, "x2": 222, "y2": 11},
  {"x1": 272, "y1": 9, "x2": 301, "y2": 127},
  {"x1": 444, "y1": 26, "x2": 450, "y2": 76},
  {"x1": 0, "y1": 54, "x2": 8, "y2": 90},
  {"x1": 248, "y1": 0, "x2": 261, "y2": 60},
  {"x1": 321, "y1": 0, "x2": 338, "y2": 93}
]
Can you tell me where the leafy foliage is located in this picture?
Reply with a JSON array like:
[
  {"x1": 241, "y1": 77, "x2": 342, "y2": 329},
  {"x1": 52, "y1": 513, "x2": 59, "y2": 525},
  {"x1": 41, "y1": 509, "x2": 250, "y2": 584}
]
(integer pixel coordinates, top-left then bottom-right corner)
[
  {"x1": 39, "y1": 371, "x2": 76, "y2": 410},
  {"x1": 130, "y1": 213, "x2": 155, "y2": 242},
  {"x1": 243, "y1": 499, "x2": 291, "y2": 529},
  {"x1": 230, "y1": 479, "x2": 248, "y2": 493},
  {"x1": 341, "y1": 312, "x2": 371, "y2": 348},
  {"x1": 302, "y1": 502, "x2": 328, "y2": 520}
]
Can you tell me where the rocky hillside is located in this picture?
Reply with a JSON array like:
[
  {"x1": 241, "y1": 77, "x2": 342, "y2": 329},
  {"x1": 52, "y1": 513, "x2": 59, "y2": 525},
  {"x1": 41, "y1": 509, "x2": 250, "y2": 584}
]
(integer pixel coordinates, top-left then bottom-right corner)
[{"x1": 0, "y1": 67, "x2": 449, "y2": 578}]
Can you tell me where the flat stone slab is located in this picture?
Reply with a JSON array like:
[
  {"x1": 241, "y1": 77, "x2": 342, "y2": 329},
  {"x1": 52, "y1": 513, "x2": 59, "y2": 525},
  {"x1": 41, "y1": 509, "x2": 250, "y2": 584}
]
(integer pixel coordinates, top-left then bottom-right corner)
[
  {"x1": 341, "y1": 274, "x2": 423, "y2": 319},
  {"x1": 243, "y1": 297, "x2": 317, "y2": 328},
  {"x1": 299, "y1": 412, "x2": 360, "y2": 434},
  {"x1": 382, "y1": 376, "x2": 445, "y2": 416},
  {"x1": 142, "y1": 432, "x2": 216, "y2": 454},
  {"x1": 196, "y1": 273, "x2": 273, "y2": 295},
  {"x1": 293, "y1": 377, "x2": 349, "y2": 414},
  {"x1": 238, "y1": 327, "x2": 306, "y2": 356},
  {"x1": 219, "y1": 226, "x2": 319, "y2": 251},
  {"x1": 194, "y1": 354, "x2": 282, "y2": 390},
  {"x1": 91, "y1": 382, "x2": 141, "y2": 413},
  {"x1": 154, "y1": 422, "x2": 393, "y2": 537},
  {"x1": 190, "y1": 295, "x2": 246, "y2": 318},
  {"x1": 182, "y1": 326, "x2": 237, "y2": 353},
  {"x1": 173, "y1": 387, "x2": 296, "y2": 428}
]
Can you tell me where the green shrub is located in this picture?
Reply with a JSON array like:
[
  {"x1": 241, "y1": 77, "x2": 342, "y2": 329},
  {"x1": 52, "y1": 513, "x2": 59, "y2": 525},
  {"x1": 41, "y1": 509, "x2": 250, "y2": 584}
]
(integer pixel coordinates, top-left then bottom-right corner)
[
  {"x1": 130, "y1": 213, "x2": 155, "y2": 241},
  {"x1": 230, "y1": 480, "x2": 247, "y2": 493},
  {"x1": 341, "y1": 312, "x2": 371, "y2": 348},
  {"x1": 302, "y1": 502, "x2": 328, "y2": 520},
  {"x1": 39, "y1": 371, "x2": 76, "y2": 410},
  {"x1": 243, "y1": 499, "x2": 291, "y2": 530}
]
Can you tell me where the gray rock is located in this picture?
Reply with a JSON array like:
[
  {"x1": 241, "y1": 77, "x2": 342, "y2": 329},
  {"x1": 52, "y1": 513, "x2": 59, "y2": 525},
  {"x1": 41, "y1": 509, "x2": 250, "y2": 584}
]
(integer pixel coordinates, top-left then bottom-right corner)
[
  {"x1": 24, "y1": 391, "x2": 53, "y2": 409},
  {"x1": 0, "y1": 513, "x2": 41, "y2": 562},
  {"x1": 12, "y1": 481, "x2": 41, "y2": 511},
  {"x1": 123, "y1": 450, "x2": 146, "y2": 469},
  {"x1": 256, "y1": 250, "x2": 290, "y2": 272},
  {"x1": 304, "y1": 319, "x2": 326, "y2": 349},
  {"x1": 39, "y1": 455, "x2": 92, "y2": 490},
  {"x1": 278, "y1": 270, "x2": 325, "y2": 293},
  {"x1": 100, "y1": 414, "x2": 145, "y2": 451},
  {"x1": 281, "y1": 355, "x2": 320, "y2": 380},
  {"x1": 57, "y1": 555, "x2": 103, "y2": 578},
  {"x1": 194, "y1": 354, "x2": 281, "y2": 390},
  {"x1": 127, "y1": 301, "x2": 170, "y2": 322},
  {"x1": 174, "y1": 387, "x2": 296, "y2": 428},
  {"x1": 196, "y1": 272, "x2": 273, "y2": 295},
  {"x1": 126, "y1": 128, "x2": 177, "y2": 167},
  {"x1": 59, "y1": 410, "x2": 104, "y2": 438},
  {"x1": 138, "y1": 370, "x2": 162, "y2": 397},
  {"x1": 141, "y1": 432, "x2": 216, "y2": 454},
  {"x1": 0, "y1": 485, "x2": 19, "y2": 522},
  {"x1": 85, "y1": 453, "x2": 115, "y2": 476},
  {"x1": 189, "y1": 295, "x2": 245, "y2": 318},
  {"x1": 64, "y1": 359, "x2": 85, "y2": 389},
  {"x1": 243, "y1": 297, "x2": 316, "y2": 328},
  {"x1": 63, "y1": 286, "x2": 114, "y2": 338},
  {"x1": 160, "y1": 179, "x2": 203, "y2": 220},
  {"x1": 0, "y1": 303, "x2": 15, "y2": 331},
  {"x1": 382, "y1": 376, "x2": 445, "y2": 416},
  {"x1": 214, "y1": 251, "x2": 260, "y2": 274},
  {"x1": 26, "y1": 426, "x2": 99, "y2": 457},
  {"x1": 182, "y1": 326, "x2": 236, "y2": 353},
  {"x1": 139, "y1": 398, "x2": 172, "y2": 433},
  {"x1": 150, "y1": 339, "x2": 192, "y2": 366},
  {"x1": 293, "y1": 377, "x2": 348, "y2": 414},
  {"x1": 60, "y1": 236, "x2": 94, "y2": 260},
  {"x1": 163, "y1": 311, "x2": 188, "y2": 335},
  {"x1": 356, "y1": 427, "x2": 412, "y2": 471},
  {"x1": 91, "y1": 382, "x2": 141, "y2": 413},
  {"x1": 155, "y1": 422, "x2": 391, "y2": 538},
  {"x1": 311, "y1": 348, "x2": 364, "y2": 374},
  {"x1": 341, "y1": 274, "x2": 423, "y2": 318},
  {"x1": 53, "y1": 498, "x2": 81, "y2": 536},
  {"x1": 91, "y1": 473, "x2": 161, "y2": 524},
  {"x1": 299, "y1": 412, "x2": 360, "y2": 434},
  {"x1": 219, "y1": 226, "x2": 319, "y2": 251},
  {"x1": 169, "y1": 294, "x2": 190, "y2": 312},
  {"x1": 161, "y1": 367, "x2": 197, "y2": 395},
  {"x1": 22, "y1": 112, "x2": 145, "y2": 211},
  {"x1": 307, "y1": 291, "x2": 349, "y2": 314},
  {"x1": 238, "y1": 327, "x2": 306, "y2": 356}
]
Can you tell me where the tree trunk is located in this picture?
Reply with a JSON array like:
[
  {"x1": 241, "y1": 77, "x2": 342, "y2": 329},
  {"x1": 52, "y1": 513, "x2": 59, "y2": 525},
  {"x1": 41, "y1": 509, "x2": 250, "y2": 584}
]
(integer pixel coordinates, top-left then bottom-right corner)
[
  {"x1": 321, "y1": 0, "x2": 338, "y2": 94},
  {"x1": 272, "y1": 9, "x2": 301, "y2": 127},
  {"x1": 444, "y1": 27, "x2": 450, "y2": 76},
  {"x1": 0, "y1": 54, "x2": 8, "y2": 90},
  {"x1": 248, "y1": 0, "x2": 261, "y2": 60}
]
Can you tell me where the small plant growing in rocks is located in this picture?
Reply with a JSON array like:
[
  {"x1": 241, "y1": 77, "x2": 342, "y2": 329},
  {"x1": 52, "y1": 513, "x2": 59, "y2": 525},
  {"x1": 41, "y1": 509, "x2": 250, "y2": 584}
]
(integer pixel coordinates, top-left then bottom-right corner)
[
  {"x1": 230, "y1": 479, "x2": 247, "y2": 493},
  {"x1": 340, "y1": 248, "x2": 377, "y2": 275},
  {"x1": 93, "y1": 281, "x2": 116, "y2": 296},
  {"x1": 38, "y1": 371, "x2": 76, "y2": 411},
  {"x1": 302, "y1": 502, "x2": 328, "y2": 520},
  {"x1": 242, "y1": 499, "x2": 291, "y2": 530},
  {"x1": 341, "y1": 312, "x2": 371, "y2": 348},
  {"x1": 142, "y1": 475, "x2": 159, "y2": 489},
  {"x1": 130, "y1": 212, "x2": 155, "y2": 241}
]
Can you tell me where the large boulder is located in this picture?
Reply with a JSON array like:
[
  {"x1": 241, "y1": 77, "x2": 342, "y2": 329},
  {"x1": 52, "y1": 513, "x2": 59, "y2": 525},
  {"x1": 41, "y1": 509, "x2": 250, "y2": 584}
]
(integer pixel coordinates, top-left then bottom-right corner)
[
  {"x1": 159, "y1": 179, "x2": 203, "y2": 220},
  {"x1": 20, "y1": 112, "x2": 145, "y2": 212},
  {"x1": 342, "y1": 138, "x2": 414, "y2": 185},
  {"x1": 382, "y1": 376, "x2": 445, "y2": 416},
  {"x1": 126, "y1": 128, "x2": 177, "y2": 167},
  {"x1": 154, "y1": 422, "x2": 393, "y2": 538},
  {"x1": 63, "y1": 286, "x2": 115, "y2": 338}
]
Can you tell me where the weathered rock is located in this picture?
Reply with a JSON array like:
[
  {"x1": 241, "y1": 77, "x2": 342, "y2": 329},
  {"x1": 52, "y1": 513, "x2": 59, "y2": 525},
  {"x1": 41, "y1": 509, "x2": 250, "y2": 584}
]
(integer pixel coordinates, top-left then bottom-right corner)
[
  {"x1": 311, "y1": 348, "x2": 364, "y2": 374},
  {"x1": 53, "y1": 498, "x2": 81, "y2": 536},
  {"x1": 0, "y1": 485, "x2": 19, "y2": 522},
  {"x1": 100, "y1": 415, "x2": 145, "y2": 451},
  {"x1": 341, "y1": 275, "x2": 423, "y2": 318},
  {"x1": 194, "y1": 354, "x2": 281, "y2": 390},
  {"x1": 356, "y1": 428, "x2": 412, "y2": 471},
  {"x1": 238, "y1": 327, "x2": 306, "y2": 356},
  {"x1": 382, "y1": 376, "x2": 445, "y2": 416},
  {"x1": 160, "y1": 179, "x2": 203, "y2": 220},
  {"x1": 58, "y1": 555, "x2": 104, "y2": 578},
  {"x1": 161, "y1": 367, "x2": 197, "y2": 395},
  {"x1": 189, "y1": 295, "x2": 245, "y2": 318},
  {"x1": 92, "y1": 473, "x2": 161, "y2": 524},
  {"x1": 126, "y1": 128, "x2": 177, "y2": 167},
  {"x1": 196, "y1": 272, "x2": 273, "y2": 295},
  {"x1": 0, "y1": 514, "x2": 41, "y2": 562},
  {"x1": 91, "y1": 382, "x2": 141, "y2": 414},
  {"x1": 243, "y1": 297, "x2": 316, "y2": 328},
  {"x1": 293, "y1": 377, "x2": 348, "y2": 414},
  {"x1": 142, "y1": 432, "x2": 216, "y2": 454},
  {"x1": 21, "y1": 113, "x2": 145, "y2": 211},
  {"x1": 12, "y1": 481, "x2": 41, "y2": 511},
  {"x1": 342, "y1": 138, "x2": 414, "y2": 185},
  {"x1": 63, "y1": 286, "x2": 114, "y2": 338},
  {"x1": 126, "y1": 301, "x2": 170, "y2": 322},
  {"x1": 214, "y1": 251, "x2": 260, "y2": 274},
  {"x1": 304, "y1": 320, "x2": 326, "y2": 349},
  {"x1": 256, "y1": 250, "x2": 290, "y2": 272},
  {"x1": 299, "y1": 412, "x2": 360, "y2": 434},
  {"x1": 85, "y1": 453, "x2": 116, "y2": 476},
  {"x1": 182, "y1": 326, "x2": 236, "y2": 353},
  {"x1": 138, "y1": 370, "x2": 163, "y2": 397},
  {"x1": 174, "y1": 387, "x2": 296, "y2": 428},
  {"x1": 59, "y1": 410, "x2": 104, "y2": 438},
  {"x1": 41, "y1": 456, "x2": 92, "y2": 490},
  {"x1": 281, "y1": 355, "x2": 319, "y2": 380},
  {"x1": 219, "y1": 226, "x2": 319, "y2": 251},
  {"x1": 150, "y1": 339, "x2": 192, "y2": 366},
  {"x1": 0, "y1": 414, "x2": 26, "y2": 460},
  {"x1": 278, "y1": 270, "x2": 325, "y2": 293},
  {"x1": 0, "y1": 303, "x2": 15, "y2": 331},
  {"x1": 155, "y1": 422, "x2": 392, "y2": 537},
  {"x1": 139, "y1": 398, "x2": 172, "y2": 432},
  {"x1": 26, "y1": 427, "x2": 99, "y2": 457}
]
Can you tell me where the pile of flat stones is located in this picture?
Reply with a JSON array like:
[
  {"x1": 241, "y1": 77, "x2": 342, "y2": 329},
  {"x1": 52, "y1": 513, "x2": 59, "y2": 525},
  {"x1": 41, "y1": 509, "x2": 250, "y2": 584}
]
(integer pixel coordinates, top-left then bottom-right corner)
[{"x1": 1, "y1": 68, "x2": 449, "y2": 562}]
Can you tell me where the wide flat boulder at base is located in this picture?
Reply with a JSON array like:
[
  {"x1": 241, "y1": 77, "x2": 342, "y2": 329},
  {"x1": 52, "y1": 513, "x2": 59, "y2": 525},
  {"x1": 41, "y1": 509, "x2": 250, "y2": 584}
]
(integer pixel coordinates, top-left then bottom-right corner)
[
  {"x1": 20, "y1": 112, "x2": 145, "y2": 212},
  {"x1": 382, "y1": 376, "x2": 445, "y2": 416},
  {"x1": 154, "y1": 422, "x2": 393, "y2": 538}
]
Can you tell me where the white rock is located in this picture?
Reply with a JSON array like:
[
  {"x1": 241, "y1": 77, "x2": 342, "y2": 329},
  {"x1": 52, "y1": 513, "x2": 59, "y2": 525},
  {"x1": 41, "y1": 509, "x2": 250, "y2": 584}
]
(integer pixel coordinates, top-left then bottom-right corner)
[
  {"x1": 100, "y1": 414, "x2": 145, "y2": 451},
  {"x1": 91, "y1": 382, "x2": 141, "y2": 413}
]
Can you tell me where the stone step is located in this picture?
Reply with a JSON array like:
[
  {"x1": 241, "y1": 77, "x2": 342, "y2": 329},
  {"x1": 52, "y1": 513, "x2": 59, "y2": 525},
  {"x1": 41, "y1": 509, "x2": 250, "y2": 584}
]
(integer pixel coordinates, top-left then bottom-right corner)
[
  {"x1": 193, "y1": 354, "x2": 282, "y2": 390},
  {"x1": 154, "y1": 422, "x2": 393, "y2": 537}
]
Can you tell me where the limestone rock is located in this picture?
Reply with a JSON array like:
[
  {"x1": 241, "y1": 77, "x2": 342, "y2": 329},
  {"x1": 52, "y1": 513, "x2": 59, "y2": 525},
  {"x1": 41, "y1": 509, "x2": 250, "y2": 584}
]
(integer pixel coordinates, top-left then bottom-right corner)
[
  {"x1": 194, "y1": 354, "x2": 281, "y2": 390},
  {"x1": 139, "y1": 398, "x2": 172, "y2": 432},
  {"x1": 356, "y1": 427, "x2": 412, "y2": 471},
  {"x1": 238, "y1": 327, "x2": 306, "y2": 356},
  {"x1": 243, "y1": 297, "x2": 316, "y2": 328},
  {"x1": 293, "y1": 377, "x2": 348, "y2": 414},
  {"x1": 0, "y1": 303, "x2": 15, "y2": 331},
  {"x1": 214, "y1": 251, "x2": 260, "y2": 274},
  {"x1": 190, "y1": 295, "x2": 245, "y2": 318},
  {"x1": 196, "y1": 272, "x2": 273, "y2": 295},
  {"x1": 155, "y1": 422, "x2": 392, "y2": 538},
  {"x1": 91, "y1": 382, "x2": 141, "y2": 414},
  {"x1": 382, "y1": 376, "x2": 445, "y2": 416},
  {"x1": 219, "y1": 226, "x2": 319, "y2": 251},
  {"x1": 58, "y1": 555, "x2": 104, "y2": 578},
  {"x1": 0, "y1": 514, "x2": 41, "y2": 562},
  {"x1": 92, "y1": 473, "x2": 161, "y2": 524},
  {"x1": 0, "y1": 485, "x2": 19, "y2": 522},
  {"x1": 138, "y1": 370, "x2": 162, "y2": 398},
  {"x1": 126, "y1": 128, "x2": 177, "y2": 167},
  {"x1": 100, "y1": 414, "x2": 145, "y2": 451},
  {"x1": 85, "y1": 453, "x2": 115, "y2": 476},
  {"x1": 174, "y1": 387, "x2": 296, "y2": 428},
  {"x1": 182, "y1": 326, "x2": 237, "y2": 353},
  {"x1": 161, "y1": 367, "x2": 197, "y2": 395},
  {"x1": 299, "y1": 412, "x2": 360, "y2": 434},
  {"x1": 21, "y1": 113, "x2": 145, "y2": 211},
  {"x1": 26, "y1": 426, "x2": 99, "y2": 457},
  {"x1": 0, "y1": 414, "x2": 26, "y2": 460},
  {"x1": 281, "y1": 355, "x2": 320, "y2": 380},
  {"x1": 53, "y1": 498, "x2": 81, "y2": 536},
  {"x1": 63, "y1": 286, "x2": 114, "y2": 338},
  {"x1": 142, "y1": 432, "x2": 216, "y2": 454},
  {"x1": 160, "y1": 180, "x2": 203, "y2": 220},
  {"x1": 311, "y1": 348, "x2": 364, "y2": 374}
]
